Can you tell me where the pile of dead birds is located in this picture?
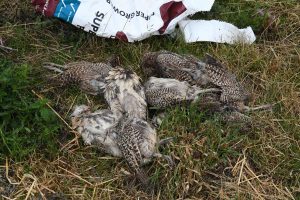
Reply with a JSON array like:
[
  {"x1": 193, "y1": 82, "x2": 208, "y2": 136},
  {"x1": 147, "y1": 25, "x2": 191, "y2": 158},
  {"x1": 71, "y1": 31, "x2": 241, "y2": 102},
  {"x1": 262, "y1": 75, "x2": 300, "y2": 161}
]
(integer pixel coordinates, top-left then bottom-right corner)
[{"x1": 44, "y1": 50, "x2": 271, "y2": 189}]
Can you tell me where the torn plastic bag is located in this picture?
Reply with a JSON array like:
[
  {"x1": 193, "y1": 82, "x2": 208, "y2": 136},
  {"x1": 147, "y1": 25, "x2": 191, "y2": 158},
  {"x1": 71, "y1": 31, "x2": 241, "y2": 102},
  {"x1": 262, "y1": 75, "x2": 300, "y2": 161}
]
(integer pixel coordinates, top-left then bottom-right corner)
[{"x1": 32, "y1": 0, "x2": 256, "y2": 44}]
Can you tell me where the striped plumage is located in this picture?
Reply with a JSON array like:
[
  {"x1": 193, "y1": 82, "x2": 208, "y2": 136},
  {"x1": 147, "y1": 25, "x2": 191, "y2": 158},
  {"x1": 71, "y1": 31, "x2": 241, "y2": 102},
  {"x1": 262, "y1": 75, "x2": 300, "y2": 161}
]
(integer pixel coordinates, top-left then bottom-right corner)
[
  {"x1": 142, "y1": 50, "x2": 209, "y2": 86},
  {"x1": 145, "y1": 77, "x2": 270, "y2": 124},
  {"x1": 70, "y1": 105, "x2": 123, "y2": 157},
  {"x1": 141, "y1": 51, "x2": 250, "y2": 110},
  {"x1": 144, "y1": 77, "x2": 220, "y2": 109},
  {"x1": 103, "y1": 67, "x2": 159, "y2": 185},
  {"x1": 104, "y1": 67, "x2": 147, "y2": 120},
  {"x1": 86, "y1": 65, "x2": 182, "y2": 180},
  {"x1": 199, "y1": 54, "x2": 250, "y2": 105},
  {"x1": 71, "y1": 106, "x2": 162, "y2": 186},
  {"x1": 43, "y1": 56, "x2": 120, "y2": 95},
  {"x1": 114, "y1": 116, "x2": 157, "y2": 186}
]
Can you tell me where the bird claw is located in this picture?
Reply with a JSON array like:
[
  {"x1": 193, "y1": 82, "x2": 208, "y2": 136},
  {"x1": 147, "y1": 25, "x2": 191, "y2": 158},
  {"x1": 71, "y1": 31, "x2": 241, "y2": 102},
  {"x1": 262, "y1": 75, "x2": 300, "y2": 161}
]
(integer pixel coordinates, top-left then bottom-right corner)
[
  {"x1": 162, "y1": 155, "x2": 175, "y2": 168},
  {"x1": 141, "y1": 158, "x2": 152, "y2": 166},
  {"x1": 158, "y1": 137, "x2": 174, "y2": 146},
  {"x1": 243, "y1": 103, "x2": 273, "y2": 112},
  {"x1": 43, "y1": 64, "x2": 64, "y2": 73},
  {"x1": 152, "y1": 112, "x2": 167, "y2": 127},
  {"x1": 152, "y1": 153, "x2": 175, "y2": 168}
]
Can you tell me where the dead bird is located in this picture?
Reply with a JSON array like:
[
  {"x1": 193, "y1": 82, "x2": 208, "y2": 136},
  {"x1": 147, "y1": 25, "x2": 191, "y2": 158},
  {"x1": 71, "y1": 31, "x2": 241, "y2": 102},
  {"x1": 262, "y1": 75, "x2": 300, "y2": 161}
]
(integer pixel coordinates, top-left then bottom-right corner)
[
  {"x1": 143, "y1": 77, "x2": 271, "y2": 125},
  {"x1": 104, "y1": 67, "x2": 148, "y2": 120},
  {"x1": 197, "y1": 54, "x2": 250, "y2": 107},
  {"x1": 142, "y1": 50, "x2": 208, "y2": 86},
  {"x1": 141, "y1": 51, "x2": 252, "y2": 108},
  {"x1": 70, "y1": 104, "x2": 123, "y2": 157},
  {"x1": 43, "y1": 55, "x2": 120, "y2": 95},
  {"x1": 144, "y1": 77, "x2": 220, "y2": 109},
  {"x1": 186, "y1": 55, "x2": 273, "y2": 114},
  {"x1": 102, "y1": 77, "x2": 175, "y2": 185},
  {"x1": 113, "y1": 116, "x2": 155, "y2": 186},
  {"x1": 151, "y1": 91, "x2": 273, "y2": 127},
  {"x1": 113, "y1": 115, "x2": 173, "y2": 186},
  {"x1": 71, "y1": 105, "x2": 172, "y2": 186}
]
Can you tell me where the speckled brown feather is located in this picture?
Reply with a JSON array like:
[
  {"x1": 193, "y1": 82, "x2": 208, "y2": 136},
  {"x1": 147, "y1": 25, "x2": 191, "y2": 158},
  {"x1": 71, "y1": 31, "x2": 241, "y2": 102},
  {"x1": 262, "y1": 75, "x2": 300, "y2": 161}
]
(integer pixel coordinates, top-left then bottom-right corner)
[
  {"x1": 142, "y1": 51, "x2": 249, "y2": 106},
  {"x1": 115, "y1": 117, "x2": 150, "y2": 186},
  {"x1": 54, "y1": 62, "x2": 110, "y2": 88},
  {"x1": 104, "y1": 67, "x2": 147, "y2": 120},
  {"x1": 202, "y1": 54, "x2": 250, "y2": 104},
  {"x1": 144, "y1": 77, "x2": 220, "y2": 109},
  {"x1": 146, "y1": 87, "x2": 184, "y2": 108},
  {"x1": 142, "y1": 50, "x2": 200, "y2": 85},
  {"x1": 44, "y1": 56, "x2": 120, "y2": 95}
]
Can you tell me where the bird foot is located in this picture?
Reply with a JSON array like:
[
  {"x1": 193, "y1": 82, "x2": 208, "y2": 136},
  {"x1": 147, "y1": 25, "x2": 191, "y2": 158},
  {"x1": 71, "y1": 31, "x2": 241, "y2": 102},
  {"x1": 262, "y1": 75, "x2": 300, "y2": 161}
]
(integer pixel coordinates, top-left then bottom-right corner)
[
  {"x1": 244, "y1": 103, "x2": 273, "y2": 112},
  {"x1": 151, "y1": 112, "x2": 166, "y2": 128},
  {"x1": 193, "y1": 88, "x2": 222, "y2": 103},
  {"x1": 43, "y1": 62, "x2": 64, "y2": 73},
  {"x1": 152, "y1": 153, "x2": 175, "y2": 168},
  {"x1": 158, "y1": 137, "x2": 174, "y2": 146},
  {"x1": 141, "y1": 152, "x2": 175, "y2": 168},
  {"x1": 161, "y1": 155, "x2": 175, "y2": 168}
]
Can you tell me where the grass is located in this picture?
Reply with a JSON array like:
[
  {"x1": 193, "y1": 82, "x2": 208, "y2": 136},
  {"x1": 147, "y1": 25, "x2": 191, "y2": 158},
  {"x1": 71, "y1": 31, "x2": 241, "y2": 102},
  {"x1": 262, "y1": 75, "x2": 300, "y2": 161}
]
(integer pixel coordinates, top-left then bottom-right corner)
[
  {"x1": 0, "y1": 0, "x2": 299, "y2": 199},
  {"x1": 0, "y1": 60, "x2": 61, "y2": 160}
]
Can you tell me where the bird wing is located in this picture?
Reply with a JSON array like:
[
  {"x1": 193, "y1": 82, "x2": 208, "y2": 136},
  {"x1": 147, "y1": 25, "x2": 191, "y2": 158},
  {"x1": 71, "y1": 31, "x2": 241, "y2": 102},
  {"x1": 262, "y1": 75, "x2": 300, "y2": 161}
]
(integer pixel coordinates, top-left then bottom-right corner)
[
  {"x1": 131, "y1": 118, "x2": 157, "y2": 158},
  {"x1": 164, "y1": 68, "x2": 196, "y2": 84},
  {"x1": 182, "y1": 54, "x2": 201, "y2": 65},
  {"x1": 120, "y1": 88, "x2": 147, "y2": 120},
  {"x1": 117, "y1": 121, "x2": 149, "y2": 185},
  {"x1": 145, "y1": 87, "x2": 184, "y2": 108},
  {"x1": 203, "y1": 54, "x2": 238, "y2": 87},
  {"x1": 203, "y1": 54, "x2": 249, "y2": 103},
  {"x1": 154, "y1": 51, "x2": 198, "y2": 84}
]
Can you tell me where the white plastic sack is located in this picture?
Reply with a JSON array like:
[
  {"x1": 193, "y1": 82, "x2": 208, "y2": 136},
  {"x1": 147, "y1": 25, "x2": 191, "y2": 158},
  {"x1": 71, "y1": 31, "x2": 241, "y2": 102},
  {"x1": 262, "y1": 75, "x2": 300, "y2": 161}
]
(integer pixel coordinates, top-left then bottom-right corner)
[
  {"x1": 32, "y1": 0, "x2": 256, "y2": 44},
  {"x1": 179, "y1": 20, "x2": 256, "y2": 44}
]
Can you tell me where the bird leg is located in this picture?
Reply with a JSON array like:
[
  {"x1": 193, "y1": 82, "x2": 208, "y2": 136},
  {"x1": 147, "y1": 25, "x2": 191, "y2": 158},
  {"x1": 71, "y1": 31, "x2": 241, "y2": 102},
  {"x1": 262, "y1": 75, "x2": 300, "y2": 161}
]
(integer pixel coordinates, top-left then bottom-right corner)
[
  {"x1": 158, "y1": 137, "x2": 173, "y2": 146},
  {"x1": 43, "y1": 62, "x2": 65, "y2": 73},
  {"x1": 43, "y1": 62, "x2": 68, "y2": 69},
  {"x1": 195, "y1": 88, "x2": 221, "y2": 95},
  {"x1": 243, "y1": 104, "x2": 273, "y2": 112},
  {"x1": 152, "y1": 137, "x2": 174, "y2": 166},
  {"x1": 152, "y1": 153, "x2": 175, "y2": 167},
  {"x1": 142, "y1": 153, "x2": 174, "y2": 167},
  {"x1": 141, "y1": 136, "x2": 174, "y2": 167},
  {"x1": 151, "y1": 112, "x2": 166, "y2": 127},
  {"x1": 193, "y1": 88, "x2": 221, "y2": 103}
]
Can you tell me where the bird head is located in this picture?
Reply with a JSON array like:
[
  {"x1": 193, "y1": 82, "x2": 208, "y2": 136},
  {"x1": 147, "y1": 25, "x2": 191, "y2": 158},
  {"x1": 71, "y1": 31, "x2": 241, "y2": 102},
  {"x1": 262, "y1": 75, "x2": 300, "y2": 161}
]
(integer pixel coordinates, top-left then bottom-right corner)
[
  {"x1": 106, "y1": 67, "x2": 136, "y2": 81},
  {"x1": 70, "y1": 105, "x2": 91, "y2": 117},
  {"x1": 106, "y1": 54, "x2": 121, "y2": 68},
  {"x1": 141, "y1": 52, "x2": 159, "y2": 77},
  {"x1": 105, "y1": 67, "x2": 142, "y2": 91},
  {"x1": 143, "y1": 77, "x2": 158, "y2": 89}
]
